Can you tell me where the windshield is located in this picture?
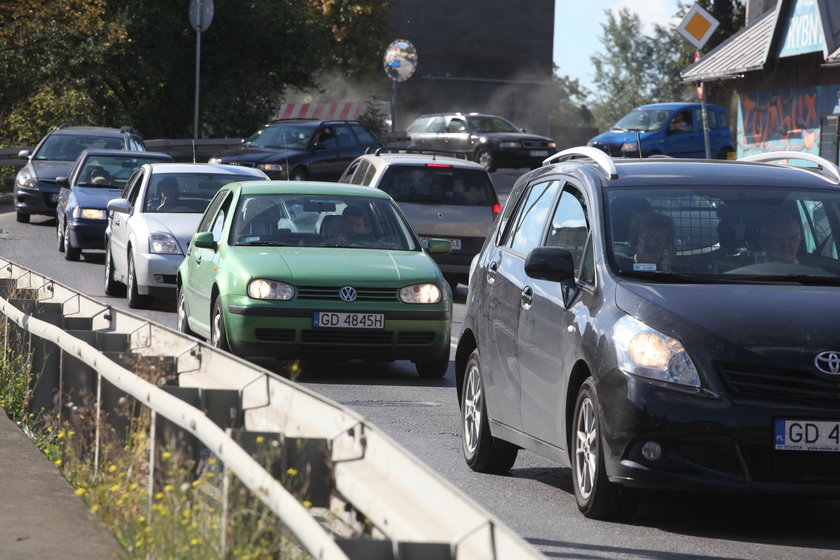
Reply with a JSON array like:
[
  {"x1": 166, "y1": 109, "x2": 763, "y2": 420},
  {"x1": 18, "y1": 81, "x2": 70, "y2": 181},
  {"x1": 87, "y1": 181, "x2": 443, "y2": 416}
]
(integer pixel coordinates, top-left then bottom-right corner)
[
  {"x1": 77, "y1": 154, "x2": 169, "y2": 189},
  {"x1": 612, "y1": 109, "x2": 671, "y2": 132},
  {"x1": 244, "y1": 124, "x2": 314, "y2": 150},
  {"x1": 144, "y1": 173, "x2": 259, "y2": 213},
  {"x1": 34, "y1": 134, "x2": 124, "y2": 162},
  {"x1": 378, "y1": 165, "x2": 498, "y2": 206},
  {"x1": 606, "y1": 186, "x2": 840, "y2": 283},
  {"x1": 466, "y1": 115, "x2": 521, "y2": 133},
  {"x1": 231, "y1": 194, "x2": 420, "y2": 250}
]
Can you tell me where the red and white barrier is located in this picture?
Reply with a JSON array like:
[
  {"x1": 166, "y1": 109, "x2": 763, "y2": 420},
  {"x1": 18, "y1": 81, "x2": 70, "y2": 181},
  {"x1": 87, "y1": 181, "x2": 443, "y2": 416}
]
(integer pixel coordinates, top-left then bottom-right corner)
[{"x1": 277, "y1": 101, "x2": 387, "y2": 121}]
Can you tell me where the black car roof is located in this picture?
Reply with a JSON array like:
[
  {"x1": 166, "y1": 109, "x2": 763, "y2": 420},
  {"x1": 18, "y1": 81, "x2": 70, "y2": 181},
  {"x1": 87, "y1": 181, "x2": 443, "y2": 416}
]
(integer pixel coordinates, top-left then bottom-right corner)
[
  {"x1": 77, "y1": 149, "x2": 168, "y2": 158},
  {"x1": 51, "y1": 125, "x2": 138, "y2": 137},
  {"x1": 264, "y1": 119, "x2": 363, "y2": 127}
]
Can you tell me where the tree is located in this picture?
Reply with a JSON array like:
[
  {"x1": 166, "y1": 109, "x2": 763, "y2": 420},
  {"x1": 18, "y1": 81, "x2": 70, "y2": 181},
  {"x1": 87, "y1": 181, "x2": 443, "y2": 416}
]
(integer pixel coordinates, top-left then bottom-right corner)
[{"x1": 588, "y1": 1, "x2": 744, "y2": 132}]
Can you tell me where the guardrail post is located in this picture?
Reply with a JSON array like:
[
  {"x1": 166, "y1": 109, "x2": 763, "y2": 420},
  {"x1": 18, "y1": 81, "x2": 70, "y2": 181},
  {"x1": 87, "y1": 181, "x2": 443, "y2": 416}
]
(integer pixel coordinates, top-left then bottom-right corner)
[
  {"x1": 25, "y1": 301, "x2": 62, "y2": 419},
  {"x1": 61, "y1": 332, "x2": 129, "y2": 426}
]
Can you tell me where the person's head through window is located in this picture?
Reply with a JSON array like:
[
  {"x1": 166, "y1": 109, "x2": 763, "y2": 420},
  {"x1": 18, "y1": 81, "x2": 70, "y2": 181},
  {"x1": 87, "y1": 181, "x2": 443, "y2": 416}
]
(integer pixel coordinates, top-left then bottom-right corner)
[
  {"x1": 340, "y1": 206, "x2": 370, "y2": 241},
  {"x1": 760, "y1": 212, "x2": 802, "y2": 264},
  {"x1": 88, "y1": 165, "x2": 111, "y2": 185},
  {"x1": 629, "y1": 211, "x2": 675, "y2": 271},
  {"x1": 157, "y1": 177, "x2": 180, "y2": 210},
  {"x1": 669, "y1": 111, "x2": 691, "y2": 133}
]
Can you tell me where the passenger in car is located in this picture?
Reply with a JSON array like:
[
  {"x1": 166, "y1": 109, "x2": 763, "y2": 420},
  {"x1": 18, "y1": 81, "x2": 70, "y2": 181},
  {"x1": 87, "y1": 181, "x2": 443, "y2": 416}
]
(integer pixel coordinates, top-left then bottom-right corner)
[
  {"x1": 759, "y1": 212, "x2": 802, "y2": 264},
  {"x1": 628, "y1": 210, "x2": 675, "y2": 271},
  {"x1": 156, "y1": 178, "x2": 181, "y2": 211}
]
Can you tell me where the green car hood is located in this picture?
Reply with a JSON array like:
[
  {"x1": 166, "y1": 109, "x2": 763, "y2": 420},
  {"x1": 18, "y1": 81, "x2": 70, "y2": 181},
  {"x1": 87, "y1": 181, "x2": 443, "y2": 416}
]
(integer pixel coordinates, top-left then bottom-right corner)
[{"x1": 230, "y1": 246, "x2": 441, "y2": 285}]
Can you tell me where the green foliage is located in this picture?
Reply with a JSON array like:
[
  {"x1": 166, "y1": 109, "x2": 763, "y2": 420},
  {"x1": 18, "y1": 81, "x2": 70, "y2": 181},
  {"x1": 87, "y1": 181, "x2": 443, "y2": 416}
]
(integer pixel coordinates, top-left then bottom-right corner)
[{"x1": 6, "y1": 86, "x2": 101, "y2": 145}]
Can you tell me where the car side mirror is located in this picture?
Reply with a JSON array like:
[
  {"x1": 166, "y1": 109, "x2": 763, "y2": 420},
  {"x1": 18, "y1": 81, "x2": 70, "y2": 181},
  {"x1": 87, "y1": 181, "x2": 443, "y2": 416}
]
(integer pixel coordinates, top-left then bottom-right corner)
[
  {"x1": 107, "y1": 198, "x2": 131, "y2": 214},
  {"x1": 313, "y1": 142, "x2": 327, "y2": 151},
  {"x1": 56, "y1": 177, "x2": 69, "y2": 188},
  {"x1": 524, "y1": 246, "x2": 574, "y2": 282},
  {"x1": 426, "y1": 238, "x2": 452, "y2": 255},
  {"x1": 193, "y1": 231, "x2": 216, "y2": 249},
  {"x1": 18, "y1": 150, "x2": 30, "y2": 160}
]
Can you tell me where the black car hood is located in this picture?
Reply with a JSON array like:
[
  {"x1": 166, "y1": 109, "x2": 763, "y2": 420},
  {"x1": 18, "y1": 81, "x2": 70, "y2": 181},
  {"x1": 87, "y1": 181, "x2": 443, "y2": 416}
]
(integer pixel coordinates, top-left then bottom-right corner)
[
  {"x1": 29, "y1": 160, "x2": 74, "y2": 181},
  {"x1": 475, "y1": 132, "x2": 553, "y2": 142},
  {"x1": 615, "y1": 281, "x2": 840, "y2": 348},
  {"x1": 213, "y1": 146, "x2": 307, "y2": 164}
]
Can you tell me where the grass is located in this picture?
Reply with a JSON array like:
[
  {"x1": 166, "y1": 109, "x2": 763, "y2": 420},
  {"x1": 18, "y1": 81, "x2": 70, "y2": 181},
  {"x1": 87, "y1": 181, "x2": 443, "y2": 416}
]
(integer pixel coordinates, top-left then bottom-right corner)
[{"x1": 0, "y1": 314, "x2": 315, "y2": 559}]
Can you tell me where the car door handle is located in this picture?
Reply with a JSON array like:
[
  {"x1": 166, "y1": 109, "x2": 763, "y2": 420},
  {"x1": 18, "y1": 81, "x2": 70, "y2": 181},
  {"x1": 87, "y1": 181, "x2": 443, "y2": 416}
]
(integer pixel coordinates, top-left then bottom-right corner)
[
  {"x1": 487, "y1": 260, "x2": 499, "y2": 282},
  {"x1": 521, "y1": 285, "x2": 533, "y2": 308}
]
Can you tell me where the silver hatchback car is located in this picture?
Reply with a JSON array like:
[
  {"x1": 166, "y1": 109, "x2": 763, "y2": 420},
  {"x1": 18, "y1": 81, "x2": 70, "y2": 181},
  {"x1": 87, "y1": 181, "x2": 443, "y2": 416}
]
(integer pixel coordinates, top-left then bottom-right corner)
[{"x1": 339, "y1": 150, "x2": 501, "y2": 289}]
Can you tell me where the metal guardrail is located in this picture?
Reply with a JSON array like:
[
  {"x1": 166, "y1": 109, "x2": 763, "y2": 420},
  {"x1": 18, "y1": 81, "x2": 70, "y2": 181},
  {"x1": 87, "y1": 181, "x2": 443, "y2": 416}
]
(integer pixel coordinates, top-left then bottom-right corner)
[{"x1": 0, "y1": 258, "x2": 545, "y2": 560}]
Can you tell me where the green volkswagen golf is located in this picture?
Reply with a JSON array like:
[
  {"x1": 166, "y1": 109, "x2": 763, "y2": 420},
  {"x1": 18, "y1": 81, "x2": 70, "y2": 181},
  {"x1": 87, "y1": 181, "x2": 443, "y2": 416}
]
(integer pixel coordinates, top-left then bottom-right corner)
[{"x1": 176, "y1": 181, "x2": 453, "y2": 377}]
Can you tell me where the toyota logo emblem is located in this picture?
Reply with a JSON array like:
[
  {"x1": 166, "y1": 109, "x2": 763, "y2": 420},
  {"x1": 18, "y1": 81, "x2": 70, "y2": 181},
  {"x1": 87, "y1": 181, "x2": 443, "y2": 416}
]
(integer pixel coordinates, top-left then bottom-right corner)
[
  {"x1": 339, "y1": 286, "x2": 357, "y2": 302},
  {"x1": 815, "y1": 351, "x2": 840, "y2": 375}
]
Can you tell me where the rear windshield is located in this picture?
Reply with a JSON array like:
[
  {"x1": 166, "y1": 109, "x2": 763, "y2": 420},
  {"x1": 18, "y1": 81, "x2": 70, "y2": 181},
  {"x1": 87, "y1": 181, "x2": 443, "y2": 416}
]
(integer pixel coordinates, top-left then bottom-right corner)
[{"x1": 378, "y1": 165, "x2": 498, "y2": 206}]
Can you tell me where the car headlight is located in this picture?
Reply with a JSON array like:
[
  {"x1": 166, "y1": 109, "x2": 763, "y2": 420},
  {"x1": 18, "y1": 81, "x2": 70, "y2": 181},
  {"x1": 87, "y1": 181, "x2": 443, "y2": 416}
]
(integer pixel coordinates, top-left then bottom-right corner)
[
  {"x1": 149, "y1": 232, "x2": 182, "y2": 254},
  {"x1": 257, "y1": 163, "x2": 284, "y2": 172},
  {"x1": 400, "y1": 283, "x2": 441, "y2": 304},
  {"x1": 547, "y1": 141, "x2": 557, "y2": 149},
  {"x1": 208, "y1": 157, "x2": 221, "y2": 164},
  {"x1": 16, "y1": 170, "x2": 37, "y2": 189},
  {"x1": 247, "y1": 279, "x2": 295, "y2": 300},
  {"x1": 621, "y1": 142, "x2": 639, "y2": 152},
  {"x1": 613, "y1": 315, "x2": 700, "y2": 387},
  {"x1": 72, "y1": 208, "x2": 106, "y2": 220},
  {"x1": 499, "y1": 141, "x2": 520, "y2": 149}
]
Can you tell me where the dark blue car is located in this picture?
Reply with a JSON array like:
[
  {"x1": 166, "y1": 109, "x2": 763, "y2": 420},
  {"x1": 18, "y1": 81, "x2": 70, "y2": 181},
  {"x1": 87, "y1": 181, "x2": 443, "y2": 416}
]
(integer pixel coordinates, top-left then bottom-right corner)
[{"x1": 56, "y1": 149, "x2": 172, "y2": 260}]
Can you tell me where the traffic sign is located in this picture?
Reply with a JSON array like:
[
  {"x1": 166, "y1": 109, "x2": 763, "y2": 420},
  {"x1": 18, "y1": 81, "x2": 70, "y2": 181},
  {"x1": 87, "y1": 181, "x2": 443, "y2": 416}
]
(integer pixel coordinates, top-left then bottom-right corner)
[
  {"x1": 677, "y1": 4, "x2": 719, "y2": 50},
  {"x1": 189, "y1": 0, "x2": 214, "y2": 32}
]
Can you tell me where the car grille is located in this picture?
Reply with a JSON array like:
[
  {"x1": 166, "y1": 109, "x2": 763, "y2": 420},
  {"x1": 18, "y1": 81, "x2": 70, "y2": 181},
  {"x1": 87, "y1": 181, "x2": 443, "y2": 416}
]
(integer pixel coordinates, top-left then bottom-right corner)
[
  {"x1": 743, "y1": 447, "x2": 840, "y2": 484},
  {"x1": 521, "y1": 140, "x2": 552, "y2": 149},
  {"x1": 397, "y1": 331, "x2": 436, "y2": 344},
  {"x1": 716, "y1": 362, "x2": 840, "y2": 406},
  {"x1": 222, "y1": 161, "x2": 255, "y2": 168},
  {"x1": 590, "y1": 143, "x2": 624, "y2": 157},
  {"x1": 301, "y1": 330, "x2": 393, "y2": 344},
  {"x1": 255, "y1": 328, "x2": 295, "y2": 342},
  {"x1": 296, "y1": 286, "x2": 398, "y2": 301}
]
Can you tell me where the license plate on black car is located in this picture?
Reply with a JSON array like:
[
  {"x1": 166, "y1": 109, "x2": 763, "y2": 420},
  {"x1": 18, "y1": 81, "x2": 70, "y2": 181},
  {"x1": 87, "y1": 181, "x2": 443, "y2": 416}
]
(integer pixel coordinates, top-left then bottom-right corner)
[{"x1": 774, "y1": 419, "x2": 840, "y2": 451}]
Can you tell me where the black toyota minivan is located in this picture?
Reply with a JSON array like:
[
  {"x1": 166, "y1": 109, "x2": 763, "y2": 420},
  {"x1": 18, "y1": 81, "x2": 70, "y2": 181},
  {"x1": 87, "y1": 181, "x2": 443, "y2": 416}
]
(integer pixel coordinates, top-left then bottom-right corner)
[{"x1": 456, "y1": 147, "x2": 840, "y2": 520}]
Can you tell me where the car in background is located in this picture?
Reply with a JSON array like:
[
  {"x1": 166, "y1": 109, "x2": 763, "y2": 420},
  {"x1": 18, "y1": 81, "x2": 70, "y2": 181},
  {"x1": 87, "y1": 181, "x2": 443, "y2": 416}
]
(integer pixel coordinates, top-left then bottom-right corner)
[
  {"x1": 587, "y1": 102, "x2": 734, "y2": 159},
  {"x1": 104, "y1": 163, "x2": 269, "y2": 308},
  {"x1": 14, "y1": 124, "x2": 146, "y2": 223},
  {"x1": 176, "y1": 181, "x2": 453, "y2": 377},
  {"x1": 457, "y1": 146, "x2": 840, "y2": 520},
  {"x1": 339, "y1": 149, "x2": 501, "y2": 290},
  {"x1": 405, "y1": 112, "x2": 557, "y2": 172},
  {"x1": 56, "y1": 149, "x2": 173, "y2": 261},
  {"x1": 208, "y1": 119, "x2": 381, "y2": 181}
]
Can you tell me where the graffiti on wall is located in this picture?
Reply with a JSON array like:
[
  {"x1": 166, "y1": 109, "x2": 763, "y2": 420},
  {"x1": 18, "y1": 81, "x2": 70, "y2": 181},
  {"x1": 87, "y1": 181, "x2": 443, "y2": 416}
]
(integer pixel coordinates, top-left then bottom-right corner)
[{"x1": 737, "y1": 86, "x2": 826, "y2": 157}]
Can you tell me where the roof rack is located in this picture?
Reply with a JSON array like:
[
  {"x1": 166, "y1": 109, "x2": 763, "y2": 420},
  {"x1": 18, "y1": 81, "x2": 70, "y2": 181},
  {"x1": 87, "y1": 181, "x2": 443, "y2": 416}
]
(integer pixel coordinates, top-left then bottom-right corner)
[
  {"x1": 371, "y1": 147, "x2": 470, "y2": 160},
  {"x1": 738, "y1": 151, "x2": 840, "y2": 183},
  {"x1": 119, "y1": 125, "x2": 136, "y2": 133},
  {"x1": 542, "y1": 146, "x2": 618, "y2": 179}
]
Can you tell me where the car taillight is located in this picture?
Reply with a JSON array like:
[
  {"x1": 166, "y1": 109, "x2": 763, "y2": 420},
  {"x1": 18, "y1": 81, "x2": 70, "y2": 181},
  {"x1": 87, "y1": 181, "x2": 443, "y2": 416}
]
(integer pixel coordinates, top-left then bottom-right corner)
[
  {"x1": 425, "y1": 163, "x2": 453, "y2": 167},
  {"x1": 492, "y1": 203, "x2": 502, "y2": 214}
]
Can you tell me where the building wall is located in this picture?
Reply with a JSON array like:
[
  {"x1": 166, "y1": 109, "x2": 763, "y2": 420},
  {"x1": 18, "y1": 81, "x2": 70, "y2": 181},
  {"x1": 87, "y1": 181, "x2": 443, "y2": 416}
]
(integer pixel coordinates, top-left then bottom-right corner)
[{"x1": 386, "y1": 0, "x2": 556, "y2": 135}]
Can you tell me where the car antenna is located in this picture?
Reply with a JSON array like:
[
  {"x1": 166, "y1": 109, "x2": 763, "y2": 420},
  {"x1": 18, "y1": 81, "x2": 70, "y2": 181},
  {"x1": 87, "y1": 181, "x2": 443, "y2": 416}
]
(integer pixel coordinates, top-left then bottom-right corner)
[{"x1": 192, "y1": 139, "x2": 197, "y2": 163}]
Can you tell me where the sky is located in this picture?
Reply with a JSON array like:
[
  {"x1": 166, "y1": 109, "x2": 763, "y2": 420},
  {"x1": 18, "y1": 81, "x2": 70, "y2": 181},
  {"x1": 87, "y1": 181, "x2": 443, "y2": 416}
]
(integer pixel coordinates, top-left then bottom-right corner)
[{"x1": 553, "y1": 0, "x2": 683, "y2": 93}]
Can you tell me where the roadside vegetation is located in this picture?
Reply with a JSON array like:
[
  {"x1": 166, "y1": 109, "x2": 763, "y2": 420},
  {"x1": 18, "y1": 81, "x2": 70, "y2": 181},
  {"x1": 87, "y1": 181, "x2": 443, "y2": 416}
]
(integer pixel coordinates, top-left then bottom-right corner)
[{"x1": 0, "y1": 315, "x2": 314, "y2": 559}]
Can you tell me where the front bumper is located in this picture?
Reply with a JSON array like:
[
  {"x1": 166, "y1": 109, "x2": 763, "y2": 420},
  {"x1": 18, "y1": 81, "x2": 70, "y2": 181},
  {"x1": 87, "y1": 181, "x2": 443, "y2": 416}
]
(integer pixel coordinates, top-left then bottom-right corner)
[
  {"x1": 67, "y1": 221, "x2": 108, "y2": 250},
  {"x1": 222, "y1": 295, "x2": 452, "y2": 361},
  {"x1": 131, "y1": 251, "x2": 184, "y2": 296},
  {"x1": 492, "y1": 148, "x2": 556, "y2": 169},
  {"x1": 597, "y1": 368, "x2": 840, "y2": 495},
  {"x1": 15, "y1": 185, "x2": 59, "y2": 216}
]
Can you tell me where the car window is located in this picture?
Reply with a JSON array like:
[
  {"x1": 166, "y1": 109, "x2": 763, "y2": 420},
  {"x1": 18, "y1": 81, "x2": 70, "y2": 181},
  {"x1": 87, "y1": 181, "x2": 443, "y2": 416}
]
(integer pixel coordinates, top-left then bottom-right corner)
[
  {"x1": 197, "y1": 189, "x2": 230, "y2": 233},
  {"x1": 245, "y1": 124, "x2": 311, "y2": 150},
  {"x1": 378, "y1": 165, "x2": 497, "y2": 206},
  {"x1": 545, "y1": 186, "x2": 589, "y2": 273},
  {"x1": 668, "y1": 110, "x2": 693, "y2": 133},
  {"x1": 706, "y1": 110, "x2": 719, "y2": 129},
  {"x1": 123, "y1": 169, "x2": 144, "y2": 205},
  {"x1": 334, "y1": 124, "x2": 356, "y2": 148},
  {"x1": 350, "y1": 161, "x2": 372, "y2": 185},
  {"x1": 350, "y1": 123, "x2": 378, "y2": 144},
  {"x1": 506, "y1": 180, "x2": 560, "y2": 254},
  {"x1": 427, "y1": 117, "x2": 446, "y2": 133},
  {"x1": 446, "y1": 119, "x2": 467, "y2": 133},
  {"x1": 407, "y1": 117, "x2": 433, "y2": 134},
  {"x1": 78, "y1": 154, "x2": 170, "y2": 189},
  {"x1": 144, "y1": 172, "x2": 255, "y2": 213},
  {"x1": 466, "y1": 115, "x2": 520, "y2": 133},
  {"x1": 339, "y1": 160, "x2": 360, "y2": 184},
  {"x1": 315, "y1": 126, "x2": 338, "y2": 149}
]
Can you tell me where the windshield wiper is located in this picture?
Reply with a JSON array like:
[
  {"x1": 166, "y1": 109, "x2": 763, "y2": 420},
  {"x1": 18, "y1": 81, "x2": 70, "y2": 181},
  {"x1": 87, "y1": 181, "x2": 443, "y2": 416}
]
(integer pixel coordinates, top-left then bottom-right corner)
[
  {"x1": 617, "y1": 269, "x2": 718, "y2": 283},
  {"x1": 723, "y1": 274, "x2": 840, "y2": 286},
  {"x1": 236, "y1": 240, "x2": 293, "y2": 247}
]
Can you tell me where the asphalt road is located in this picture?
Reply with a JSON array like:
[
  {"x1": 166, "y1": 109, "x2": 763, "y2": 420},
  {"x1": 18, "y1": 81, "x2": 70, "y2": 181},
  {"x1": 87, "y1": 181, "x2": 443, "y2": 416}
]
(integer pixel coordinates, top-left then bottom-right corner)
[{"x1": 1, "y1": 171, "x2": 839, "y2": 559}]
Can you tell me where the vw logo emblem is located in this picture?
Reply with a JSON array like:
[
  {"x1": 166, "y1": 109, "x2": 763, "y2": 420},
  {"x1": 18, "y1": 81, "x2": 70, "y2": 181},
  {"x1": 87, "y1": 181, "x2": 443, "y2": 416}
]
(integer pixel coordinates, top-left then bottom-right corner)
[
  {"x1": 339, "y1": 286, "x2": 357, "y2": 302},
  {"x1": 815, "y1": 351, "x2": 840, "y2": 375}
]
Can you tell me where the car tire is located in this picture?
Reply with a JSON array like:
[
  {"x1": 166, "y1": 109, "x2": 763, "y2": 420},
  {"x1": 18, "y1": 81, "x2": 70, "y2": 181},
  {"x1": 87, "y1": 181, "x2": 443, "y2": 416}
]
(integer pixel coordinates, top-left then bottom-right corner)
[
  {"x1": 415, "y1": 356, "x2": 449, "y2": 378},
  {"x1": 571, "y1": 378, "x2": 638, "y2": 520},
  {"x1": 126, "y1": 253, "x2": 151, "y2": 309},
  {"x1": 64, "y1": 223, "x2": 81, "y2": 261},
  {"x1": 290, "y1": 166, "x2": 309, "y2": 181},
  {"x1": 16, "y1": 211, "x2": 30, "y2": 224},
  {"x1": 211, "y1": 297, "x2": 230, "y2": 352},
  {"x1": 177, "y1": 285, "x2": 195, "y2": 337},
  {"x1": 461, "y1": 349, "x2": 519, "y2": 473},
  {"x1": 104, "y1": 243, "x2": 124, "y2": 297},
  {"x1": 475, "y1": 148, "x2": 496, "y2": 172},
  {"x1": 57, "y1": 218, "x2": 65, "y2": 253}
]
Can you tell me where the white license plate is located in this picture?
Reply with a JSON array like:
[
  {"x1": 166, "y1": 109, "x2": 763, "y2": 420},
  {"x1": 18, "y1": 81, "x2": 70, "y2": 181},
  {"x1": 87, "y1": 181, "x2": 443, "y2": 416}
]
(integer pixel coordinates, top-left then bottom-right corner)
[
  {"x1": 421, "y1": 237, "x2": 461, "y2": 251},
  {"x1": 774, "y1": 419, "x2": 840, "y2": 451},
  {"x1": 313, "y1": 312, "x2": 384, "y2": 329},
  {"x1": 529, "y1": 150, "x2": 549, "y2": 157}
]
